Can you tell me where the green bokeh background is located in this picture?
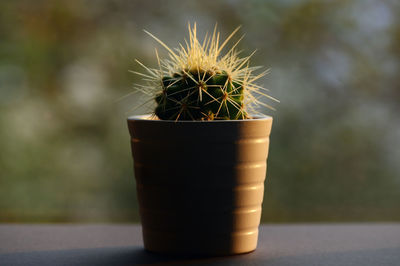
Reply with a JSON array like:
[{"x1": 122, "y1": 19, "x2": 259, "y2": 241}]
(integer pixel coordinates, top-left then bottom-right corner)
[{"x1": 1, "y1": 0, "x2": 399, "y2": 223}]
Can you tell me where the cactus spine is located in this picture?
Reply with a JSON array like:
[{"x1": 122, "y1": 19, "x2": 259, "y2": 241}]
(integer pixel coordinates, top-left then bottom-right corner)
[{"x1": 132, "y1": 24, "x2": 278, "y2": 120}]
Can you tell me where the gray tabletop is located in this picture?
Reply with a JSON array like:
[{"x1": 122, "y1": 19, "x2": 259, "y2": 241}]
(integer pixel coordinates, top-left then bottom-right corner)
[{"x1": 1, "y1": 224, "x2": 399, "y2": 265}]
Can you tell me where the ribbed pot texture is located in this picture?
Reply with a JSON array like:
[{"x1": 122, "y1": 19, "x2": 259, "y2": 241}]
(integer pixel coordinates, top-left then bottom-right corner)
[{"x1": 127, "y1": 115, "x2": 273, "y2": 255}]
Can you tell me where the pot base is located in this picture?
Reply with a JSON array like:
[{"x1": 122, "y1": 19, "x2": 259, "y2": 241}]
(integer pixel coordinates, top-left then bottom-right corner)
[{"x1": 143, "y1": 228, "x2": 258, "y2": 255}]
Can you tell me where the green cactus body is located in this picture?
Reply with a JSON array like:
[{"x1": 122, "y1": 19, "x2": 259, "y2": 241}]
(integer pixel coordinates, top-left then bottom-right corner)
[{"x1": 155, "y1": 70, "x2": 248, "y2": 121}]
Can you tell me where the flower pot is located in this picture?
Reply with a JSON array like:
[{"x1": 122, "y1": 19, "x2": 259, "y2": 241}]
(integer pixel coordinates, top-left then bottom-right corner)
[{"x1": 127, "y1": 115, "x2": 273, "y2": 255}]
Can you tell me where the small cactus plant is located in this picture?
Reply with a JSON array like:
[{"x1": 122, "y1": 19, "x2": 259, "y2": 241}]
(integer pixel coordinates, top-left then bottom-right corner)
[{"x1": 132, "y1": 24, "x2": 278, "y2": 121}]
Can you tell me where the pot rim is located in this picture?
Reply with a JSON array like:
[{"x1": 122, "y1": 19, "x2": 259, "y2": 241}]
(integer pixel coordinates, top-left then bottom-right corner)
[{"x1": 127, "y1": 114, "x2": 272, "y2": 123}]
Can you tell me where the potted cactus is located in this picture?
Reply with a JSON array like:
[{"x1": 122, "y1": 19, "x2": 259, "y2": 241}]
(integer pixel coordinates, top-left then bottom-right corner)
[{"x1": 127, "y1": 24, "x2": 277, "y2": 255}]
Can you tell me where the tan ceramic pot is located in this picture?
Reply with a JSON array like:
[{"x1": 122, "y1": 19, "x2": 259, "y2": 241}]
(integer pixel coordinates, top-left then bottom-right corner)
[{"x1": 127, "y1": 115, "x2": 273, "y2": 255}]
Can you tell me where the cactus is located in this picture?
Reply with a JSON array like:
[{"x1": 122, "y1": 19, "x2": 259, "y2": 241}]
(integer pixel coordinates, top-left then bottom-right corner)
[{"x1": 132, "y1": 24, "x2": 278, "y2": 121}]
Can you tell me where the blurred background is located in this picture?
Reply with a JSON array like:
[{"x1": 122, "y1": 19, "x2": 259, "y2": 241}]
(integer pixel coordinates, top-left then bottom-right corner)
[{"x1": 1, "y1": 0, "x2": 399, "y2": 223}]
